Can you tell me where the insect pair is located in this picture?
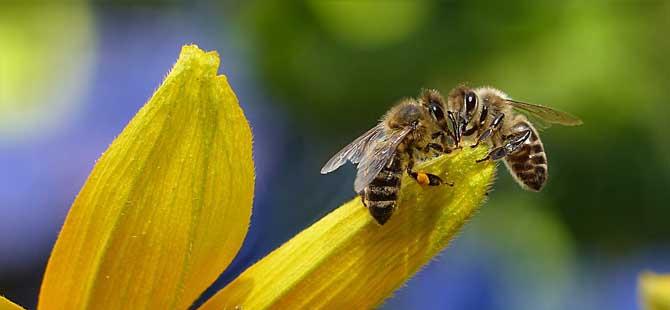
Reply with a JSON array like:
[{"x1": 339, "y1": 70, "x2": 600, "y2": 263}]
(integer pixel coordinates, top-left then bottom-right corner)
[{"x1": 321, "y1": 85, "x2": 582, "y2": 225}]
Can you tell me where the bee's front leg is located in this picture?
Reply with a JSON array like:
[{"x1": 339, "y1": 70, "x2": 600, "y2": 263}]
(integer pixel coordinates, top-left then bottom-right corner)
[
  {"x1": 447, "y1": 111, "x2": 462, "y2": 148},
  {"x1": 471, "y1": 113, "x2": 504, "y2": 148},
  {"x1": 476, "y1": 129, "x2": 531, "y2": 163}
]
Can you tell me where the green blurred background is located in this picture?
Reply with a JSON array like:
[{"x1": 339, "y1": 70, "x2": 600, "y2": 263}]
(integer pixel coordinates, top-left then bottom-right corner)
[{"x1": 1, "y1": 1, "x2": 669, "y2": 309}]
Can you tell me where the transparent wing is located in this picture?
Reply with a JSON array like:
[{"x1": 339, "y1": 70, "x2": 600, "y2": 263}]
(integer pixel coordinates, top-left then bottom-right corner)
[
  {"x1": 524, "y1": 113, "x2": 553, "y2": 131},
  {"x1": 320, "y1": 124, "x2": 385, "y2": 174},
  {"x1": 353, "y1": 126, "x2": 412, "y2": 193},
  {"x1": 508, "y1": 99, "x2": 583, "y2": 126}
]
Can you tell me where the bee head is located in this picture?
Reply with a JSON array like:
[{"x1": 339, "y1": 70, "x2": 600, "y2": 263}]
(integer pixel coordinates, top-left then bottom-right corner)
[
  {"x1": 447, "y1": 85, "x2": 478, "y2": 120},
  {"x1": 446, "y1": 85, "x2": 478, "y2": 144},
  {"x1": 419, "y1": 89, "x2": 448, "y2": 127},
  {"x1": 386, "y1": 99, "x2": 425, "y2": 130}
]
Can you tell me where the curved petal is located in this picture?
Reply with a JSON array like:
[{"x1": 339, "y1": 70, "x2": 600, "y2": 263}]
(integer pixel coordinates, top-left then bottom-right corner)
[
  {"x1": 1, "y1": 295, "x2": 25, "y2": 310},
  {"x1": 39, "y1": 45, "x2": 254, "y2": 310},
  {"x1": 200, "y1": 147, "x2": 495, "y2": 309}
]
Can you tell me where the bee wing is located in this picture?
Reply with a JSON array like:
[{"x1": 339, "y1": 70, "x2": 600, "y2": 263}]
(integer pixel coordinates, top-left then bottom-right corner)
[
  {"x1": 523, "y1": 113, "x2": 553, "y2": 131},
  {"x1": 507, "y1": 99, "x2": 583, "y2": 126},
  {"x1": 353, "y1": 126, "x2": 412, "y2": 193},
  {"x1": 320, "y1": 124, "x2": 386, "y2": 174}
]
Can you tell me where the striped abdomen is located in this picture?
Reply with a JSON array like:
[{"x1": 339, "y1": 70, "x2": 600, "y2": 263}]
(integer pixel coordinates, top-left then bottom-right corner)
[
  {"x1": 362, "y1": 153, "x2": 403, "y2": 225},
  {"x1": 503, "y1": 121, "x2": 548, "y2": 191}
]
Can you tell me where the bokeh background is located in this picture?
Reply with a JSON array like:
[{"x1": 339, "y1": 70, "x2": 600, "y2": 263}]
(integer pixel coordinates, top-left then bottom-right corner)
[{"x1": 2, "y1": 1, "x2": 669, "y2": 309}]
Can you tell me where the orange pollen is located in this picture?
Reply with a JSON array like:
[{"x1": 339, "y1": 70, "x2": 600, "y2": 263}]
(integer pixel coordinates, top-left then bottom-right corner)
[{"x1": 417, "y1": 173, "x2": 430, "y2": 186}]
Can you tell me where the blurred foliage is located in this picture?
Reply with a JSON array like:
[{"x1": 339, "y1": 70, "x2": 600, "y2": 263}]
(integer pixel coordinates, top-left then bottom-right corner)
[
  {"x1": 0, "y1": 3, "x2": 95, "y2": 140},
  {"x1": 240, "y1": 1, "x2": 571, "y2": 132},
  {"x1": 308, "y1": 1, "x2": 430, "y2": 49},
  {"x1": 237, "y1": 0, "x2": 670, "y2": 251},
  {"x1": 472, "y1": 195, "x2": 576, "y2": 310}
]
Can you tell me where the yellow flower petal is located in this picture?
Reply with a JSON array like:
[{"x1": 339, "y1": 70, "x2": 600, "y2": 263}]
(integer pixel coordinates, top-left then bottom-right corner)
[
  {"x1": 1, "y1": 295, "x2": 25, "y2": 310},
  {"x1": 200, "y1": 146, "x2": 495, "y2": 309},
  {"x1": 39, "y1": 45, "x2": 254, "y2": 309},
  {"x1": 640, "y1": 272, "x2": 670, "y2": 310}
]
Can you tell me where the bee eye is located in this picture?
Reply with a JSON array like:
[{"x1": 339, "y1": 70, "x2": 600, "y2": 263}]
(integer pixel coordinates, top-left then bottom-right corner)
[
  {"x1": 464, "y1": 92, "x2": 477, "y2": 114},
  {"x1": 429, "y1": 104, "x2": 444, "y2": 121}
]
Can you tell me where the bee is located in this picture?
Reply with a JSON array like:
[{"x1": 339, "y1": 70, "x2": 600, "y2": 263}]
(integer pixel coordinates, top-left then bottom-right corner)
[
  {"x1": 320, "y1": 90, "x2": 454, "y2": 225},
  {"x1": 445, "y1": 85, "x2": 582, "y2": 191}
]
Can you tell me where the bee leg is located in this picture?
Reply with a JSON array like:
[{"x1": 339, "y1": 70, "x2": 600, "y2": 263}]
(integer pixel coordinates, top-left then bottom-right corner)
[
  {"x1": 458, "y1": 115, "x2": 469, "y2": 141},
  {"x1": 475, "y1": 148, "x2": 505, "y2": 163},
  {"x1": 434, "y1": 131, "x2": 458, "y2": 153},
  {"x1": 431, "y1": 131, "x2": 444, "y2": 141},
  {"x1": 463, "y1": 125, "x2": 478, "y2": 137},
  {"x1": 424, "y1": 143, "x2": 444, "y2": 153},
  {"x1": 406, "y1": 156, "x2": 453, "y2": 186},
  {"x1": 471, "y1": 113, "x2": 505, "y2": 148},
  {"x1": 409, "y1": 171, "x2": 447, "y2": 186},
  {"x1": 471, "y1": 129, "x2": 492, "y2": 148},
  {"x1": 447, "y1": 111, "x2": 462, "y2": 148},
  {"x1": 476, "y1": 129, "x2": 531, "y2": 163},
  {"x1": 430, "y1": 132, "x2": 454, "y2": 154}
]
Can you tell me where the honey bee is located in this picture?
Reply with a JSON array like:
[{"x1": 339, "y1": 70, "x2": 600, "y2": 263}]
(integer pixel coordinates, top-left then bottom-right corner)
[
  {"x1": 321, "y1": 90, "x2": 454, "y2": 225},
  {"x1": 446, "y1": 85, "x2": 582, "y2": 191}
]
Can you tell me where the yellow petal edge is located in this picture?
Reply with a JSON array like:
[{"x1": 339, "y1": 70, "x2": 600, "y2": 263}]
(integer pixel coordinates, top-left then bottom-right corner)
[
  {"x1": 1, "y1": 295, "x2": 25, "y2": 310},
  {"x1": 39, "y1": 45, "x2": 254, "y2": 310},
  {"x1": 640, "y1": 272, "x2": 670, "y2": 310},
  {"x1": 201, "y1": 146, "x2": 495, "y2": 309}
]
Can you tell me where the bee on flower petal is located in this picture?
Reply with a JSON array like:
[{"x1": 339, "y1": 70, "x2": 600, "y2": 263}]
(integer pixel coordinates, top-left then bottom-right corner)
[
  {"x1": 321, "y1": 89, "x2": 455, "y2": 225},
  {"x1": 445, "y1": 85, "x2": 583, "y2": 191}
]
